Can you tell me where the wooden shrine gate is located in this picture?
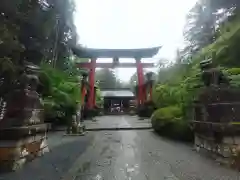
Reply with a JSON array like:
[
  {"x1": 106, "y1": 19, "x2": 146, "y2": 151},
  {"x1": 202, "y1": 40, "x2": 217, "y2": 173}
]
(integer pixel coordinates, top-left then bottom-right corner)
[{"x1": 72, "y1": 47, "x2": 161, "y2": 113}]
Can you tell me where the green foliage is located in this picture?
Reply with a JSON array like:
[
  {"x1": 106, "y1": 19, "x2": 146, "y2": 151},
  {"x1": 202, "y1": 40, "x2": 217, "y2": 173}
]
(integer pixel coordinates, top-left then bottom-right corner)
[
  {"x1": 95, "y1": 88, "x2": 103, "y2": 107},
  {"x1": 184, "y1": 1, "x2": 216, "y2": 51},
  {"x1": 152, "y1": 106, "x2": 182, "y2": 122},
  {"x1": 0, "y1": 0, "x2": 77, "y2": 98},
  {"x1": 153, "y1": 84, "x2": 182, "y2": 107},
  {"x1": 183, "y1": 0, "x2": 240, "y2": 56},
  {"x1": 39, "y1": 64, "x2": 81, "y2": 125},
  {"x1": 226, "y1": 68, "x2": 240, "y2": 88},
  {"x1": 229, "y1": 75, "x2": 240, "y2": 88},
  {"x1": 152, "y1": 10, "x2": 240, "y2": 141},
  {"x1": 151, "y1": 106, "x2": 193, "y2": 141},
  {"x1": 227, "y1": 68, "x2": 240, "y2": 75},
  {"x1": 95, "y1": 68, "x2": 123, "y2": 89}
]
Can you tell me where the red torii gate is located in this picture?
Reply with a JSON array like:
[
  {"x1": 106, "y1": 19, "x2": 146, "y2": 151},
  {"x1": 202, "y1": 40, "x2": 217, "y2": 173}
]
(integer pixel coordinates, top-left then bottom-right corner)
[{"x1": 72, "y1": 46, "x2": 161, "y2": 110}]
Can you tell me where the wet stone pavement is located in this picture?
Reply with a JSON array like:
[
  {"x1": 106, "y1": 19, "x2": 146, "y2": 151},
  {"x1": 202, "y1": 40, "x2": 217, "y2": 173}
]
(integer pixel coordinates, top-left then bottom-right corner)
[
  {"x1": 1, "y1": 115, "x2": 240, "y2": 180},
  {"x1": 66, "y1": 130, "x2": 240, "y2": 180},
  {"x1": 0, "y1": 132, "x2": 94, "y2": 180},
  {"x1": 84, "y1": 115, "x2": 152, "y2": 130}
]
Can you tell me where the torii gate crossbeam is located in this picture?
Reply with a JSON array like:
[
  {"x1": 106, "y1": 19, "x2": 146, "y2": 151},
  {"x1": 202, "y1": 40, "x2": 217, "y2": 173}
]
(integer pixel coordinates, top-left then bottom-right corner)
[{"x1": 72, "y1": 46, "x2": 161, "y2": 110}]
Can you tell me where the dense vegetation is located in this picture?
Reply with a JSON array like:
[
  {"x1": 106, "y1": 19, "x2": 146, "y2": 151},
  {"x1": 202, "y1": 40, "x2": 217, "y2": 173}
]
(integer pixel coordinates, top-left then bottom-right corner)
[
  {"x1": 95, "y1": 68, "x2": 131, "y2": 89},
  {"x1": 151, "y1": 0, "x2": 240, "y2": 141},
  {"x1": 1, "y1": 0, "x2": 240, "y2": 131},
  {"x1": 0, "y1": 0, "x2": 102, "y2": 125},
  {"x1": 39, "y1": 63, "x2": 82, "y2": 125}
]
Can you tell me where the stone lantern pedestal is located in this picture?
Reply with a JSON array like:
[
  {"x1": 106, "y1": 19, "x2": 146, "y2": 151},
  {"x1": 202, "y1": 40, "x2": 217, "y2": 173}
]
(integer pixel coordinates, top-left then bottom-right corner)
[{"x1": 0, "y1": 65, "x2": 49, "y2": 171}]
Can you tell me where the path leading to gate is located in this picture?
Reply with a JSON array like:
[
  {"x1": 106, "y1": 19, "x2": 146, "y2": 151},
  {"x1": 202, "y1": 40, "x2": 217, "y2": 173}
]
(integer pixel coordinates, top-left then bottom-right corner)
[
  {"x1": 84, "y1": 115, "x2": 152, "y2": 131},
  {"x1": 1, "y1": 116, "x2": 239, "y2": 180},
  {"x1": 65, "y1": 130, "x2": 239, "y2": 180}
]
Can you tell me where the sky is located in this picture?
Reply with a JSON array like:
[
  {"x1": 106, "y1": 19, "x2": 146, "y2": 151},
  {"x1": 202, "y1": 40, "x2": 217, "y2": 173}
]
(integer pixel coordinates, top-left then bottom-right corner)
[{"x1": 74, "y1": 0, "x2": 197, "y2": 81}]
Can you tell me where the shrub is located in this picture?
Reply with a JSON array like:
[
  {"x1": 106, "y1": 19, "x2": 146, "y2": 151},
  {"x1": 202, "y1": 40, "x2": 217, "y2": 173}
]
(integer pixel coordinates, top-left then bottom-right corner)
[{"x1": 39, "y1": 64, "x2": 80, "y2": 125}]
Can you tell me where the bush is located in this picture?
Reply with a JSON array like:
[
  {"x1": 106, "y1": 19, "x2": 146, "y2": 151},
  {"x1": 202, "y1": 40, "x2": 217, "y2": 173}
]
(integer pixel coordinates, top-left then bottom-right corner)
[
  {"x1": 151, "y1": 106, "x2": 193, "y2": 141},
  {"x1": 39, "y1": 64, "x2": 80, "y2": 125}
]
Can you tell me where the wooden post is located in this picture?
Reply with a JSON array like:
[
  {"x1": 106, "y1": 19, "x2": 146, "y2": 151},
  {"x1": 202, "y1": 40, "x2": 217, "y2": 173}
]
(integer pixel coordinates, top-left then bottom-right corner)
[
  {"x1": 87, "y1": 58, "x2": 96, "y2": 109},
  {"x1": 136, "y1": 58, "x2": 144, "y2": 105}
]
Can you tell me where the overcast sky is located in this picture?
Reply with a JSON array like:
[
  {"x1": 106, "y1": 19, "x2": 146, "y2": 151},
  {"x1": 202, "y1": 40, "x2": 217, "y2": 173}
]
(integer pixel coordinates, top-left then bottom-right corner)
[{"x1": 74, "y1": 0, "x2": 197, "y2": 81}]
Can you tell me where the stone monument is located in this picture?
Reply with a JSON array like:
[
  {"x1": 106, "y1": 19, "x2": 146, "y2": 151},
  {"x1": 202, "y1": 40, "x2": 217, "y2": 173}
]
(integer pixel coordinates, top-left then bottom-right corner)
[
  {"x1": 0, "y1": 64, "x2": 49, "y2": 171},
  {"x1": 192, "y1": 59, "x2": 240, "y2": 170}
]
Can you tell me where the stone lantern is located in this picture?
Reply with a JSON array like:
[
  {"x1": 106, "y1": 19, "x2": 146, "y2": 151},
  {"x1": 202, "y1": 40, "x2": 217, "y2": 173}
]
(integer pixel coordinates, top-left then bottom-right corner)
[{"x1": 0, "y1": 64, "x2": 49, "y2": 171}]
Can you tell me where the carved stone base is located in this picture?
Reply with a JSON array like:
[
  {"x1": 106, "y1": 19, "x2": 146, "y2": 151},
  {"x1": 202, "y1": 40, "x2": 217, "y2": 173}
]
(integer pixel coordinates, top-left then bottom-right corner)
[
  {"x1": 66, "y1": 123, "x2": 85, "y2": 135},
  {"x1": 194, "y1": 133, "x2": 240, "y2": 170},
  {"x1": 0, "y1": 125, "x2": 49, "y2": 172}
]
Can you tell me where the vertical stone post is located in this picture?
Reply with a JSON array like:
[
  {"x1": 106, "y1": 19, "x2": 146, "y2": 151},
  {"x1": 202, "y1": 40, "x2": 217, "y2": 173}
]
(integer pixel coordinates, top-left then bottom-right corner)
[
  {"x1": 146, "y1": 72, "x2": 154, "y2": 102},
  {"x1": 87, "y1": 58, "x2": 96, "y2": 109},
  {"x1": 81, "y1": 74, "x2": 87, "y2": 106},
  {"x1": 149, "y1": 82, "x2": 153, "y2": 101},
  {"x1": 136, "y1": 58, "x2": 144, "y2": 105},
  {"x1": 93, "y1": 86, "x2": 97, "y2": 107},
  {"x1": 80, "y1": 73, "x2": 88, "y2": 122},
  {"x1": 0, "y1": 65, "x2": 49, "y2": 171},
  {"x1": 142, "y1": 84, "x2": 146, "y2": 103}
]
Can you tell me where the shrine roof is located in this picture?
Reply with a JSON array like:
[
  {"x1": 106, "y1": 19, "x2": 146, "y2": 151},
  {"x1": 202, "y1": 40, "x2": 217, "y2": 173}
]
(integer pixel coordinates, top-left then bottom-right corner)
[
  {"x1": 72, "y1": 46, "x2": 161, "y2": 58},
  {"x1": 101, "y1": 89, "x2": 134, "y2": 97}
]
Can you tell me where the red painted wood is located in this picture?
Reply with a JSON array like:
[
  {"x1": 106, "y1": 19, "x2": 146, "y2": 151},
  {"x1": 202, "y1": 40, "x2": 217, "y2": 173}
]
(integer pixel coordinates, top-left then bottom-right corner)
[
  {"x1": 76, "y1": 62, "x2": 154, "y2": 68},
  {"x1": 87, "y1": 59, "x2": 96, "y2": 109}
]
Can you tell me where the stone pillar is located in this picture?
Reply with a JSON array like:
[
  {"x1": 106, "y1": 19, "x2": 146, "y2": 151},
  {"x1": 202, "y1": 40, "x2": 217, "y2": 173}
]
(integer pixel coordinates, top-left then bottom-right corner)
[
  {"x1": 81, "y1": 74, "x2": 87, "y2": 106},
  {"x1": 146, "y1": 72, "x2": 154, "y2": 102},
  {"x1": 142, "y1": 84, "x2": 146, "y2": 103},
  {"x1": 87, "y1": 58, "x2": 96, "y2": 109},
  {"x1": 93, "y1": 86, "x2": 97, "y2": 107},
  {"x1": 149, "y1": 82, "x2": 153, "y2": 101},
  {"x1": 80, "y1": 73, "x2": 88, "y2": 122},
  {"x1": 136, "y1": 58, "x2": 144, "y2": 105}
]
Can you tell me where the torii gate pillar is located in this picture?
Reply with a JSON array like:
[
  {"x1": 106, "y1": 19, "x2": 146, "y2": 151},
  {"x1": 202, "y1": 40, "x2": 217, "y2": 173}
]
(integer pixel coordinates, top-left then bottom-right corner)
[{"x1": 87, "y1": 58, "x2": 96, "y2": 109}]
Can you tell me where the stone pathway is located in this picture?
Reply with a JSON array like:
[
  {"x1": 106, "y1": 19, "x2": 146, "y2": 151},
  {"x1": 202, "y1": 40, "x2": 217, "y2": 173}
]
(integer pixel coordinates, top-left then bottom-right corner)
[
  {"x1": 64, "y1": 130, "x2": 240, "y2": 180},
  {"x1": 0, "y1": 132, "x2": 94, "y2": 180},
  {"x1": 84, "y1": 115, "x2": 152, "y2": 130},
  {"x1": 1, "y1": 116, "x2": 240, "y2": 180}
]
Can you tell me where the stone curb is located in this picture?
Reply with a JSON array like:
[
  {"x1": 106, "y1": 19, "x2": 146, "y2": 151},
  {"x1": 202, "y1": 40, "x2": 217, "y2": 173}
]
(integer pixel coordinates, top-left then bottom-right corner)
[
  {"x1": 62, "y1": 133, "x2": 86, "y2": 136},
  {"x1": 85, "y1": 127, "x2": 152, "y2": 131},
  {"x1": 49, "y1": 127, "x2": 152, "y2": 132}
]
